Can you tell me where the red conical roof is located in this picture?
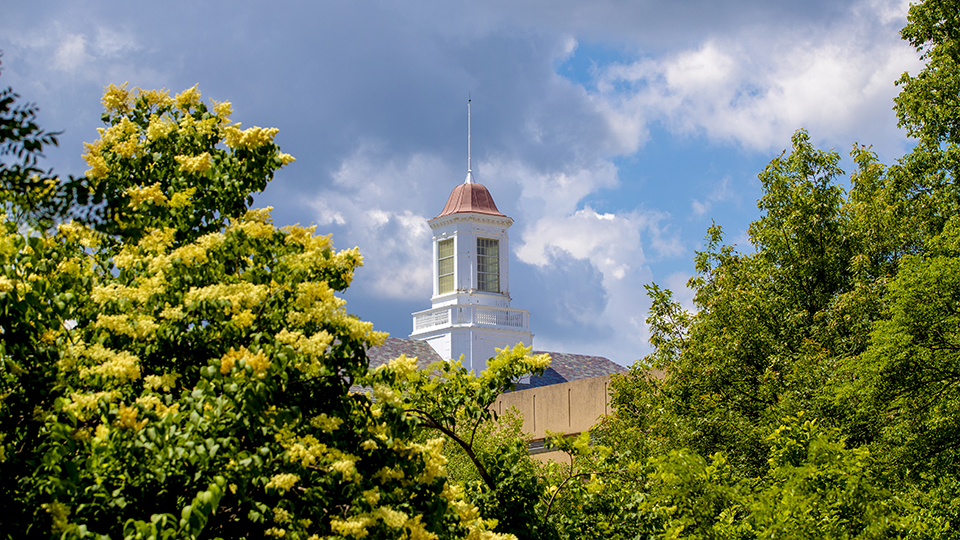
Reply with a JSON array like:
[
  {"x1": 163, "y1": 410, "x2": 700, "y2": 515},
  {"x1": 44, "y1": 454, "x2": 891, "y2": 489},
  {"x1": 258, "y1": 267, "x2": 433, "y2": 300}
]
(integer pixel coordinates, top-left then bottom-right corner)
[{"x1": 435, "y1": 182, "x2": 506, "y2": 218}]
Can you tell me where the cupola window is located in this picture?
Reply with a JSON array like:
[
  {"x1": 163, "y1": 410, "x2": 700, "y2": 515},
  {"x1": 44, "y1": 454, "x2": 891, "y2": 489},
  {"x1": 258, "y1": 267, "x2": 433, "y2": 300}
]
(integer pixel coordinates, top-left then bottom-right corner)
[
  {"x1": 438, "y1": 239, "x2": 454, "y2": 294},
  {"x1": 477, "y1": 238, "x2": 499, "y2": 292}
]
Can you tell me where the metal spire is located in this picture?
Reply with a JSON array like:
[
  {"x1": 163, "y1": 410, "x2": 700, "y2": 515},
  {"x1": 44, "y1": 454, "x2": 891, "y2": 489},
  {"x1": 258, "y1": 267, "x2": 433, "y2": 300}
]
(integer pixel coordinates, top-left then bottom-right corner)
[{"x1": 465, "y1": 96, "x2": 474, "y2": 184}]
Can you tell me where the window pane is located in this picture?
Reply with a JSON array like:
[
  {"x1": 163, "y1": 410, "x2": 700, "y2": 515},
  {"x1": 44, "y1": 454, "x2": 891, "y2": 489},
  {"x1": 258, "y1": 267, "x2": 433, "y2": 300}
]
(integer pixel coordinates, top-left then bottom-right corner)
[
  {"x1": 477, "y1": 258, "x2": 498, "y2": 274},
  {"x1": 476, "y1": 238, "x2": 499, "y2": 292},
  {"x1": 477, "y1": 238, "x2": 498, "y2": 255},
  {"x1": 477, "y1": 274, "x2": 499, "y2": 292},
  {"x1": 438, "y1": 239, "x2": 454, "y2": 294},
  {"x1": 439, "y1": 239, "x2": 454, "y2": 258},
  {"x1": 439, "y1": 275, "x2": 453, "y2": 294}
]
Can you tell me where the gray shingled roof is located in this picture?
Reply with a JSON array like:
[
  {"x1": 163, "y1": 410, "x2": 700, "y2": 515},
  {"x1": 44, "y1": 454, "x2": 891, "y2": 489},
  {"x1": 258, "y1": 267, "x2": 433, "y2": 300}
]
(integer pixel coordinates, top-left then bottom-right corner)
[
  {"x1": 518, "y1": 350, "x2": 626, "y2": 389},
  {"x1": 365, "y1": 337, "x2": 625, "y2": 389},
  {"x1": 366, "y1": 337, "x2": 443, "y2": 370}
]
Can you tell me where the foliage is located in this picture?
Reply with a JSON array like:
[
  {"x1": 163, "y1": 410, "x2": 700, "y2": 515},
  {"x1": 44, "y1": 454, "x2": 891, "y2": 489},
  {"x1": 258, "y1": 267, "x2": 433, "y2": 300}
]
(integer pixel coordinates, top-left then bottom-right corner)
[
  {"x1": 603, "y1": 130, "x2": 866, "y2": 478},
  {"x1": 858, "y1": 217, "x2": 960, "y2": 475},
  {"x1": 548, "y1": 416, "x2": 941, "y2": 540},
  {"x1": 367, "y1": 345, "x2": 557, "y2": 540},
  {"x1": 589, "y1": 1, "x2": 960, "y2": 537},
  {"x1": 0, "y1": 84, "x2": 514, "y2": 539},
  {"x1": 0, "y1": 53, "x2": 76, "y2": 227}
]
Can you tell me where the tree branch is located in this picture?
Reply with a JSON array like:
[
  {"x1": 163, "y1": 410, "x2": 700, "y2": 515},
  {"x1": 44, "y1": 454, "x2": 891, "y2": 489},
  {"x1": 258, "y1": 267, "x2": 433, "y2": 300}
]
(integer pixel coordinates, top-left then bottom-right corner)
[{"x1": 405, "y1": 407, "x2": 495, "y2": 490}]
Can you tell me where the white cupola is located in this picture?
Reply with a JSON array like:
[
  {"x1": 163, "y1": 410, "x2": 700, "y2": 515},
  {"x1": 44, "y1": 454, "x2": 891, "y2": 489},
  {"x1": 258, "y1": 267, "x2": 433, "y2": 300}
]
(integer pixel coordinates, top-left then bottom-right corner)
[{"x1": 410, "y1": 101, "x2": 533, "y2": 373}]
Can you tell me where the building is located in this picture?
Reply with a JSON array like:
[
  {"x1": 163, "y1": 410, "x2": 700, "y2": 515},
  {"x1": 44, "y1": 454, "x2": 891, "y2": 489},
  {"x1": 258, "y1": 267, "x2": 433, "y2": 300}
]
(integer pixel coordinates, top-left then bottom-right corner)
[{"x1": 367, "y1": 104, "x2": 625, "y2": 460}]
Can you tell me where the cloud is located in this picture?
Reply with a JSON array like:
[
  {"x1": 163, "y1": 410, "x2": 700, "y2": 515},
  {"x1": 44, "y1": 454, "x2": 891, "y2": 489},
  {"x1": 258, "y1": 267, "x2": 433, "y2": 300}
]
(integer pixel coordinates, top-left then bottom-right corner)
[
  {"x1": 0, "y1": 0, "x2": 922, "y2": 366},
  {"x1": 307, "y1": 143, "x2": 453, "y2": 301},
  {"x1": 585, "y1": 1, "x2": 920, "y2": 158},
  {"x1": 691, "y1": 175, "x2": 736, "y2": 218}
]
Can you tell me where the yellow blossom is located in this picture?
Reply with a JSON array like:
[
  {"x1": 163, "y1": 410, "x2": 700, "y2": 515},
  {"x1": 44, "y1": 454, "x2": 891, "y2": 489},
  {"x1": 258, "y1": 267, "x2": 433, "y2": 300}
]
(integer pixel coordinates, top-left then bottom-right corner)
[
  {"x1": 310, "y1": 413, "x2": 343, "y2": 433},
  {"x1": 387, "y1": 354, "x2": 418, "y2": 378},
  {"x1": 376, "y1": 507, "x2": 408, "y2": 529},
  {"x1": 136, "y1": 87, "x2": 173, "y2": 109},
  {"x1": 211, "y1": 99, "x2": 232, "y2": 120},
  {"x1": 74, "y1": 343, "x2": 141, "y2": 382},
  {"x1": 113, "y1": 138, "x2": 139, "y2": 159},
  {"x1": 0, "y1": 276, "x2": 13, "y2": 294},
  {"x1": 265, "y1": 473, "x2": 300, "y2": 493},
  {"x1": 62, "y1": 390, "x2": 120, "y2": 421},
  {"x1": 282, "y1": 225, "x2": 328, "y2": 248},
  {"x1": 143, "y1": 372, "x2": 178, "y2": 391},
  {"x1": 94, "y1": 313, "x2": 159, "y2": 340},
  {"x1": 126, "y1": 183, "x2": 169, "y2": 208},
  {"x1": 273, "y1": 507, "x2": 292, "y2": 524},
  {"x1": 362, "y1": 488, "x2": 380, "y2": 506},
  {"x1": 220, "y1": 346, "x2": 271, "y2": 378},
  {"x1": 233, "y1": 309, "x2": 256, "y2": 327},
  {"x1": 115, "y1": 403, "x2": 147, "y2": 430},
  {"x1": 139, "y1": 227, "x2": 176, "y2": 253},
  {"x1": 40, "y1": 501, "x2": 71, "y2": 533},
  {"x1": 373, "y1": 467, "x2": 404, "y2": 484},
  {"x1": 405, "y1": 515, "x2": 438, "y2": 540},
  {"x1": 185, "y1": 282, "x2": 270, "y2": 314},
  {"x1": 330, "y1": 517, "x2": 373, "y2": 539},
  {"x1": 278, "y1": 152, "x2": 296, "y2": 166},
  {"x1": 220, "y1": 353, "x2": 235, "y2": 375},
  {"x1": 102, "y1": 82, "x2": 132, "y2": 114},
  {"x1": 146, "y1": 114, "x2": 177, "y2": 141},
  {"x1": 175, "y1": 153, "x2": 212, "y2": 175},
  {"x1": 159, "y1": 305, "x2": 185, "y2": 320},
  {"x1": 174, "y1": 84, "x2": 201, "y2": 110},
  {"x1": 135, "y1": 395, "x2": 179, "y2": 418},
  {"x1": 278, "y1": 328, "x2": 333, "y2": 359},
  {"x1": 286, "y1": 281, "x2": 341, "y2": 326},
  {"x1": 82, "y1": 142, "x2": 109, "y2": 179},
  {"x1": 222, "y1": 124, "x2": 280, "y2": 150},
  {"x1": 169, "y1": 187, "x2": 197, "y2": 209},
  {"x1": 413, "y1": 438, "x2": 447, "y2": 484},
  {"x1": 198, "y1": 117, "x2": 219, "y2": 137}
]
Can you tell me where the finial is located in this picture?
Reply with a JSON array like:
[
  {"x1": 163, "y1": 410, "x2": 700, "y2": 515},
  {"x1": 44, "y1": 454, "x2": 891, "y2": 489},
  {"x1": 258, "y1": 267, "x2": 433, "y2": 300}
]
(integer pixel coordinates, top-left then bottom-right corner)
[{"x1": 465, "y1": 95, "x2": 473, "y2": 184}]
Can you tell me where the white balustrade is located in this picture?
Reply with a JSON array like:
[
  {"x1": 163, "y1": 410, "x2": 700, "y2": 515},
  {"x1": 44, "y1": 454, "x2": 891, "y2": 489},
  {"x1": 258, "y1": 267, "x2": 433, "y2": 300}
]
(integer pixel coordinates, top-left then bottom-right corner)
[
  {"x1": 413, "y1": 309, "x2": 450, "y2": 331},
  {"x1": 413, "y1": 305, "x2": 529, "y2": 332}
]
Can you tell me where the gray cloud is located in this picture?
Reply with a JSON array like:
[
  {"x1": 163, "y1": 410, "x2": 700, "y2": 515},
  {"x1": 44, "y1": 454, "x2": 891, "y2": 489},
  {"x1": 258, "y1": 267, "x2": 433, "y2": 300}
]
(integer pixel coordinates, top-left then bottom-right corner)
[{"x1": 0, "y1": 0, "x2": 918, "y2": 364}]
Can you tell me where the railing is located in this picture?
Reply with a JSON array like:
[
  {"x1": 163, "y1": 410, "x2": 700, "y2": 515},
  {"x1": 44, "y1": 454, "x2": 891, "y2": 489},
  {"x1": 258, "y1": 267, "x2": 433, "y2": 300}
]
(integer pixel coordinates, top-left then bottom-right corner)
[
  {"x1": 413, "y1": 305, "x2": 529, "y2": 333},
  {"x1": 413, "y1": 310, "x2": 449, "y2": 331},
  {"x1": 474, "y1": 307, "x2": 525, "y2": 328}
]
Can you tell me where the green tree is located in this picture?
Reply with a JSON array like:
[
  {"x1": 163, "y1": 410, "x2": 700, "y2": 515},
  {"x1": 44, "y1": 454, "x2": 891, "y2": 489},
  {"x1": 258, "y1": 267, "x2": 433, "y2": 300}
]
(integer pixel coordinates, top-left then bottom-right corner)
[{"x1": 604, "y1": 131, "x2": 865, "y2": 477}]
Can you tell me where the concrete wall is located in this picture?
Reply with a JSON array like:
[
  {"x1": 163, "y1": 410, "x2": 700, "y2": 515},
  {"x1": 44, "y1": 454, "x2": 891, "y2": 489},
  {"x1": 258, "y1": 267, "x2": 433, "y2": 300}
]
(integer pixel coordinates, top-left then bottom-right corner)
[{"x1": 493, "y1": 374, "x2": 616, "y2": 464}]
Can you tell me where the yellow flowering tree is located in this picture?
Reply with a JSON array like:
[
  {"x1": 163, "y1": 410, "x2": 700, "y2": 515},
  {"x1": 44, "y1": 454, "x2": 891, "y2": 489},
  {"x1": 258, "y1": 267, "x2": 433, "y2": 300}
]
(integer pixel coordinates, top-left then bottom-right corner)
[
  {"x1": 81, "y1": 83, "x2": 294, "y2": 243},
  {"x1": 0, "y1": 84, "x2": 512, "y2": 540},
  {"x1": 366, "y1": 346, "x2": 558, "y2": 540}
]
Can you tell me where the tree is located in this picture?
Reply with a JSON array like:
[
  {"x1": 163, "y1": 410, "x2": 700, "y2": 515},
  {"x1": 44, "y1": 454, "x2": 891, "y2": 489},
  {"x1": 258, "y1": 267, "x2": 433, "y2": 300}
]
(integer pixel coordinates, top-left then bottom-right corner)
[
  {"x1": 0, "y1": 84, "x2": 512, "y2": 539},
  {"x1": 366, "y1": 346, "x2": 558, "y2": 540}
]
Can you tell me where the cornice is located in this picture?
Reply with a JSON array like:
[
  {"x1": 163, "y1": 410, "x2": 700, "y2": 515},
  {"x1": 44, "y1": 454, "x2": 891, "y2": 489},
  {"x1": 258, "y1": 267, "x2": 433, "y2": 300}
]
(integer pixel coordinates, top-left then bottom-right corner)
[{"x1": 428, "y1": 212, "x2": 514, "y2": 229}]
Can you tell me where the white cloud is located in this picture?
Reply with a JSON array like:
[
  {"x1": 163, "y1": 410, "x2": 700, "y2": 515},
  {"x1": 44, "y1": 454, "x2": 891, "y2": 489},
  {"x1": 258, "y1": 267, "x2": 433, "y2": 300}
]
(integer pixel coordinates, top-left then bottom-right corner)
[
  {"x1": 692, "y1": 199, "x2": 711, "y2": 217},
  {"x1": 308, "y1": 144, "x2": 453, "y2": 300},
  {"x1": 53, "y1": 34, "x2": 93, "y2": 72},
  {"x1": 12, "y1": 22, "x2": 141, "y2": 79},
  {"x1": 691, "y1": 175, "x2": 736, "y2": 218},
  {"x1": 588, "y1": 7, "x2": 921, "y2": 157}
]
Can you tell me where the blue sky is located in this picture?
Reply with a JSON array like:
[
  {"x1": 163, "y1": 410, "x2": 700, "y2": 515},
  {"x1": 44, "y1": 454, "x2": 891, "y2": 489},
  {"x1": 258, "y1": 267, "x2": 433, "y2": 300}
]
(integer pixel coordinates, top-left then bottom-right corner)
[{"x1": 1, "y1": 0, "x2": 920, "y2": 365}]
